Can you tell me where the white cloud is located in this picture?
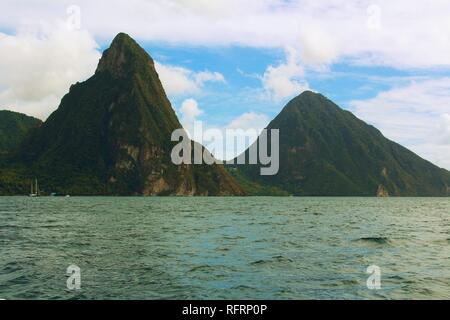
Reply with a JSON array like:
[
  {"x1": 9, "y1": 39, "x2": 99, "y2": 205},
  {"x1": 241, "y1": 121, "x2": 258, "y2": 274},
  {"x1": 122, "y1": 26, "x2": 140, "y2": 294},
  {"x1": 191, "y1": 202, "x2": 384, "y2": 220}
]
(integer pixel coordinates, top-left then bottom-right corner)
[
  {"x1": 155, "y1": 62, "x2": 225, "y2": 96},
  {"x1": 297, "y1": 27, "x2": 339, "y2": 65},
  {"x1": 219, "y1": 112, "x2": 271, "y2": 161},
  {"x1": 194, "y1": 71, "x2": 225, "y2": 84},
  {"x1": 2, "y1": 0, "x2": 450, "y2": 69},
  {"x1": 350, "y1": 78, "x2": 450, "y2": 169},
  {"x1": 228, "y1": 112, "x2": 270, "y2": 131},
  {"x1": 0, "y1": 22, "x2": 225, "y2": 119},
  {"x1": 178, "y1": 98, "x2": 203, "y2": 138},
  {"x1": 262, "y1": 47, "x2": 309, "y2": 101},
  {"x1": 155, "y1": 63, "x2": 197, "y2": 96},
  {"x1": 437, "y1": 114, "x2": 450, "y2": 145},
  {"x1": 0, "y1": 22, "x2": 100, "y2": 120},
  {"x1": 179, "y1": 107, "x2": 270, "y2": 161},
  {"x1": 180, "y1": 98, "x2": 203, "y2": 121}
]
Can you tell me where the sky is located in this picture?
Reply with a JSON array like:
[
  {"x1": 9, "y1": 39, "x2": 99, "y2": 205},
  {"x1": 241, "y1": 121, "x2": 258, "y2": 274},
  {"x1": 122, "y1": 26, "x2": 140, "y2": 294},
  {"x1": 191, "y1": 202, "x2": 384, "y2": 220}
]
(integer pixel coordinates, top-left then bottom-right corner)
[{"x1": 1, "y1": 0, "x2": 450, "y2": 167}]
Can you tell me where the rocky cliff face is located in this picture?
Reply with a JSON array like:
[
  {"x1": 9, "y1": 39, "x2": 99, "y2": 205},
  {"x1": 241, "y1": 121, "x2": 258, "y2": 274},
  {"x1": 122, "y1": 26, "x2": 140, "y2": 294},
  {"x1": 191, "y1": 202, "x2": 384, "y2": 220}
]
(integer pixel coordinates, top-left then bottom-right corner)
[{"x1": 17, "y1": 33, "x2": 244, "y2": 196}]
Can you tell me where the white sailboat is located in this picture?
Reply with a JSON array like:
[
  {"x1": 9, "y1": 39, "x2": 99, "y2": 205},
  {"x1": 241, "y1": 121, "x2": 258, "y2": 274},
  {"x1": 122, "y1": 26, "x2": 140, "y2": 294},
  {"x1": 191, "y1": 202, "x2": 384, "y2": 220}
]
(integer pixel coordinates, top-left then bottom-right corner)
[{"x1": 29, "y1": 178, "x2": 39, "y2": 197}]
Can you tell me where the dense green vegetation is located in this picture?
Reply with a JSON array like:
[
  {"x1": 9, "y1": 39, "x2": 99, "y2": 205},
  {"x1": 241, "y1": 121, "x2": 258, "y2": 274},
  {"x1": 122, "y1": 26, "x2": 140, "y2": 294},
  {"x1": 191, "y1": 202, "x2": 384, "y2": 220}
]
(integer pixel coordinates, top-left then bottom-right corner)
[
  {"x1": 0, "y1": 111, "x2": 43, "y2": 195},
  {"x1": 0, "y1": 110, "x2": 42, "y2": 155},
  {"x1": 227, "y1": 168, "x2": 289, "y2": 196},
  {"x1": 0, "y1": 33, "x2": 243, "y2": 196},
  {"x1": 233, "y1": 91, "x2": 450, "y2": 196}
]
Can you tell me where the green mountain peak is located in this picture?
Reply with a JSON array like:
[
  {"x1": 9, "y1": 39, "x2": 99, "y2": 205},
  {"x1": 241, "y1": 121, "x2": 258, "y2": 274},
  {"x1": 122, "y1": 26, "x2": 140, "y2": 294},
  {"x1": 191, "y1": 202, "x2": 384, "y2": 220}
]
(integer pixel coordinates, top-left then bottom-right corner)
[
  {"x1": 232, "y1": 92, "x2": 450, "y2": 196},
  {"x1": 6, "y1": 33, "x2": 244, "y2": 196},
  {"x1": 96, "y1": 32, "x2": 155, "y2": 78}
]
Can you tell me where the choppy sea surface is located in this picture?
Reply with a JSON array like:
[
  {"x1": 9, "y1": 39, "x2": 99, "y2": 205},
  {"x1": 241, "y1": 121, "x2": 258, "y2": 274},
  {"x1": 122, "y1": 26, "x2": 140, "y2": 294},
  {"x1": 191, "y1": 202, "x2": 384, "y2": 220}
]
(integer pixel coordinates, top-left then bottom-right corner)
[{"x1": 0, "y1": 197, "x2": 449, "y2": 300}]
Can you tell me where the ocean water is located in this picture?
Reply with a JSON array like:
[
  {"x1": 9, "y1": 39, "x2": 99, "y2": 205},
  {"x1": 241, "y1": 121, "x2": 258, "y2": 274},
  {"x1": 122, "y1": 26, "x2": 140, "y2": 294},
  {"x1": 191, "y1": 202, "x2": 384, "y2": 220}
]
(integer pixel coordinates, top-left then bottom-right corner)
[{"x1": 0, "y1": 197, "x2": 448, "y2": 300}]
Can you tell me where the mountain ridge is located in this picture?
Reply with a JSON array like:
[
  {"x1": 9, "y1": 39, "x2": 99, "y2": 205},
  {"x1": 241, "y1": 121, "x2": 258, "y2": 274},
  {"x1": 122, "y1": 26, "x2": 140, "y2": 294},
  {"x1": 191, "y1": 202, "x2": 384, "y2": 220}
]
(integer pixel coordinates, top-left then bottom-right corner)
[
  {"x1": 231, "y1": 91, "x2": 450, "y2": 196},
  {"x1": 1, "y1": 35, "x2": 449, "y2": 197},
  {"x1": 2, "y1": 33, "x2": 244, "y2": 196}
]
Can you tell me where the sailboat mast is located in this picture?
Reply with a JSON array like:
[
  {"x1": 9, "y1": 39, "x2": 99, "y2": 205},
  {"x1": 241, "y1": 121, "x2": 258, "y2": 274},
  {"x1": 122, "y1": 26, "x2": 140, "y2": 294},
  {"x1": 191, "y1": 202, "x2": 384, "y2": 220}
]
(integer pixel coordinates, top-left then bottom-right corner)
[{"x1": 35, "y1": 178, "x2": 39, "y2": 196}]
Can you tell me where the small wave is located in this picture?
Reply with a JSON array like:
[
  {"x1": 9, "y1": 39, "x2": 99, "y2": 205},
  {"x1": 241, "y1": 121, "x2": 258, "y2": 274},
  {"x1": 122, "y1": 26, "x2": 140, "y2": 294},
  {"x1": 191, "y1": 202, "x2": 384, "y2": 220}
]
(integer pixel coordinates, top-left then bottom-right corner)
[
  {"x1": 0, "y1": 225, "x2": 31, "y2": 229},
  {"x1": 250, "y1": 259, "x2": 267, "y2": 265},
  {"x1": 1, "y1": 261, "x2": 21, "y2": 273},
  {"x1": 188, "y1": 265, "x2": 215, "y2": 272},
  {"x1": 272, "y1": 255, "x2": 294, "y2": 263},
  {"x1": 222, "y1": 235, "x2": 246, "y2": 240},
  {"x1": 230, "y1": 284, "x2": 254, "y2": 290},
  {"x1": 188, "y1": 264, "x2": 236, "y2": 273},
  {"x1": 388, "y1": 275, "x2": 405, "y2": 280},
  {"x1": 325, "y1": 279, "x2": 359, "y2": 287},
  {"x1": 354, "y1": 237, "x2": 391, "y2": 245},
  {"x1": 7, "y1": 275, "x2": 31, "y2": 285},
  {"x1": 250, "y1": 255, "x2": 294, "y2": 265},
  {"x1": 340, "y1": 279, "x2": 359, "y2": 285},
  {"x1": 38, "y1": 224, "x2": 66, "y2": 229}
]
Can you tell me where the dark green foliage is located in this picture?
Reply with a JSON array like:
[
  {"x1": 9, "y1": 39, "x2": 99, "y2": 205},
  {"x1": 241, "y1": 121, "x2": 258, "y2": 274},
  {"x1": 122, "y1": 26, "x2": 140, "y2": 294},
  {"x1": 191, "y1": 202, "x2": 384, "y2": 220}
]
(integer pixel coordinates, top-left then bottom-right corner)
[
  {"x1": 0, "y1": 110, "x2": 42, "y2": 155},
  {"x1": 227, "y1": 168, "x2": 290, "y2": 196},
  {"x1": 234, "y1": 91, "x2": 450, "y2": 196}
]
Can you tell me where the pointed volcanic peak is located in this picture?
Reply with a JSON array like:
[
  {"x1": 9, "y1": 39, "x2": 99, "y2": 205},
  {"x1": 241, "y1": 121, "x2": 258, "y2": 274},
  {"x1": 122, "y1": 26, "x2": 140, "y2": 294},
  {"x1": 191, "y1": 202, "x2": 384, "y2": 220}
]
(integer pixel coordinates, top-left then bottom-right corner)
[
  {"x1": 15, "y1": 33, "x2": 244, "y2": 196},
  {"x1": 233, "y1": 91, "x2": 450, "y2": 196},
  {"x1": 96, "y1": 33, "x2": 155, "y2": 78}
]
